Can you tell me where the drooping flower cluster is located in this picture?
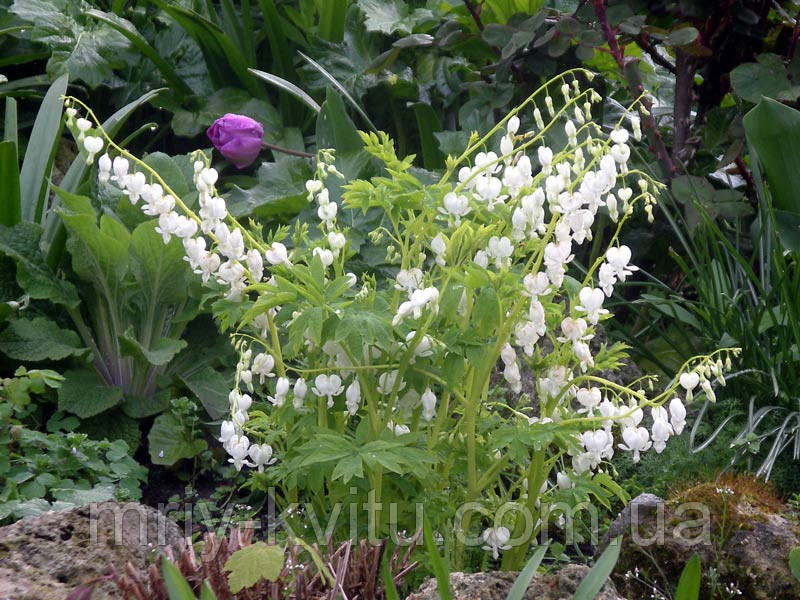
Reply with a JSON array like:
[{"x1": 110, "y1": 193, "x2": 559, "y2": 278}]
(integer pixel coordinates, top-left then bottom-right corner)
[{"x1": 65, "y1": 72, "x2": 736, "y2": 563}]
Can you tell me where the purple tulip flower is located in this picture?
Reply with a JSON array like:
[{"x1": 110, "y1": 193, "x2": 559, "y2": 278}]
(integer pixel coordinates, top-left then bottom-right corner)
[{"x1": 206, "y1": 114, "x2": 264, "y2": 169}]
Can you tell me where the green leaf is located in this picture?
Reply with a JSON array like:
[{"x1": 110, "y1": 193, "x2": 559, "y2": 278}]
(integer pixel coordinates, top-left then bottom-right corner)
[
  {"x1": 148, "y1": 412, "x2": 207, "y2": 465},
  {"x1": 472, "y1": 286, "x2": 500, "y2": 336},
  {"x1": 0, "y1": 221, "x2": 80, "y2": 308},
  {"x1": 573, "y1": 537, "x2": 621, "y2": 600},
  {"x1": 226, "y1": 158, "x2": 313, "y2": 219},
  {"x1": 119, "y1": 327, "x2": 187, "y2": 366},
  {"x1": 674, "y1": 553, "x2": 701, "y2": 600},
  {"x1": 57, "y1": 190, "x2": 130, "y2": 295},
  {"x1": 666, "y1": 26, "x2": 699, "y2": 47},
  {"x1": 85, "y1": 9, "x2": 193, "y2": 97},
  {"x1": 161, "y1": 559, "x2": 197, "y2": 600},
  {"x1": 58, "y1": 369, "x2": 123, "y2": 418},
  {"x1": 224, "y1": 543, "x2": 285, "y2": 593},
  {"x1": 11, "y1": 1, "x2": 130, "y2": 89},
  {"x1": 731, "y1": 54, "x2": 798, "y2": 104},
  {"x1": 249, "y1": 68, "x2": 321, "y2": 113},
  {"x1": 171, "y1": 86, "x2": 280, "y2": 139},
  {"x1": 744, "y1": 98, "x2": 800, "y2": 216},
  {"x1": 423, "y1": 512, "x2": 451, "y2": 600},
  {"x1": 19, "y1": 73, "x2": 67, "y2": 223},
  {"x1": 506, "y1": 544, "x2": 548, "y2": 600},
  {"x1": 121, "y1": 389, "x2": 171, "y2": 419},
  {"x1": 180, "y1": 366, "x2": 231, "y2": 419},
  {"x1": 199, "y1": 581, "x2": 217, "y2": 600},
  {"x1": 789, "y1": 547, "x2": 800, "y2": 583},
  {"x1": 51, "y1": 484, "x2": 116, "y2": 505},
  {"x1": 141, "y1": 153, "x2": 191, "y2": 200},
  {"x1": 331, "y1": 453, "x2": 364, "y2": 483},
  {"x1": 78, "y1": 410, "x2": 140, "y2": 449},
  {"x1": 129, "y1": 219, "x2": 190, "y2": 310},
  {"x1": 0, "y1": 140, "x2": 20, "y2": 227},
  {"x1": 316, "y1": 87, "x2": 371, "y2": 190},
  {"x1": 0, "y1": 317, "x2": 84, "y2": 361}
]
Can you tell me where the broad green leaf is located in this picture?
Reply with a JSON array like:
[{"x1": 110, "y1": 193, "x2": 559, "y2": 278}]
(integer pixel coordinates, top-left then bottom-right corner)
[
  {"x1": 0, "y1": 317, "x2": 84, "y2": 361},
  {"x1": 57, "y1": 190, "x2": 130, "y2": 296},
  {"x1": 119, "y1": 327, "x2": 187, "y2": 366},
  {"x1": 224, "y1": 543, "x2": 285, "y2": 592},
  {"x1": 58, "y1": 369, "x2": 123, "y2": 418},
  {"x1": 744, "y1": 98, "x2": 800, "y2": 217},
  {"x1": 666, "y1": 26, "x2": 699, "y2": 47},
  {"x1": 78, "y1": 410, "x2": 141, "y2": 449},
  {"x1": 129, "y1": 219, "x2": 190, "y2": 307},
  {"x1": 148, "y1": 412, "x2": 207, "y2": 465},
  {"x1": 674, "y1": 553, "x2": 701, "y2": 600},
  {"x1": 316, "y1": 87, "x2": 371, "y2": 191},
  {"x1": 121, "y1": 390, "x2": 171, "y2": 419},
  {"x1": 573, "y1": 538, "x2": 621, "y2": 600},
  {"x1": 731, "y1": 54, "x2": 800, "y2": 104},
  {"x1": 180, "y1": 366, "x2": 230, "y2": 419},
  {"x1": 141, "y1": 153, "x2": 191, "y2": 200},
  {"x1": 225, "y1": 158, "x2": 312, "y2": 218}
]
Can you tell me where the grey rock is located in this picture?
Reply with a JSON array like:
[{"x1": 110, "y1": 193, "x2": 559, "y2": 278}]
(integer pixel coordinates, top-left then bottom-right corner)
[
  {"x1": 404, "y1": 564, "x2": 624, "y2": 600},
  {"x1": 600, "y1": 492, "x2": 800, "y2": 600},
  {"x1": 0, "y1": 501, "x2": 183, "y2": 600}
]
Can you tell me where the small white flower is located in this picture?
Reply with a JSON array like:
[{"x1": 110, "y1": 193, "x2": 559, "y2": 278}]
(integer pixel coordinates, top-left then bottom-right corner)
[
  {"x1": 618, "y1": 426, "x2": 652, "y2": 462},
  {"x1": 312, "y1": 374, "x2": 344, "y2": 407},
  {"x1": 345, "y1": 380, "x2": 361, "y2": 415},
  {"x1": 293, "y1": 378, "x2": 308, "y2": 409},
  {"x1": 248, "y1": 443, "x2": 277, "y2": 472},
  {"x1": 421, "y1": 388, "x2": 437, "y2": 421},
  {"x1": 669, "y1": 397, "x2": 687, "y2": 434},
  {"x1": 313, "y1": 247, "x2": 334, "y2": 267},
  {"x1": 265, "y1": 242, "x2": 292, "y2": 268},
  {"x1": 83, "y1": 136, "x2": 104, "y2": 164},
  {"x1": 482, "y1": 527, "x2": 511, "y2": 559}
]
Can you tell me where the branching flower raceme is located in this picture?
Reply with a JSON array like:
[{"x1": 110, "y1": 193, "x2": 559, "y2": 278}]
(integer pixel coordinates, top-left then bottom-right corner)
[{"x1": 64, "y1": 70, "x2": 738, "y2": 569}]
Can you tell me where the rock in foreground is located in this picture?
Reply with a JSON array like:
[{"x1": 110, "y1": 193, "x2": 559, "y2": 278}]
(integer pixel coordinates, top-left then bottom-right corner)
[
  {"x1": 405, "y1": 563, "x2": 624, "y2": 600},
  {"x1": 0, "y1": 502, "x2": 182, "y2": 600}
]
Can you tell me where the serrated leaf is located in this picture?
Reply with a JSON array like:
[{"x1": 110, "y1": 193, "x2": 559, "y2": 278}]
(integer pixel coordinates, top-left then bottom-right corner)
[
  {"x1": 224, "y1": 543, "x2": 285, "y2": 592},
  {"x1": 58, "y1": 369, "x2": 123, "y2": 418},
  {"x1": 331, "y1": 453, "x2": 364, "y2": 483},
  {"x1": 0, "y1": 317, "x2": 84, "y2": 361}
]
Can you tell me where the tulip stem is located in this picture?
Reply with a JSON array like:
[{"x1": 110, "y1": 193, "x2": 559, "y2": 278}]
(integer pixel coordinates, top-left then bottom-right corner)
[{"x1": 261, "y1": 141, "x2": 313, "y2": 158}]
